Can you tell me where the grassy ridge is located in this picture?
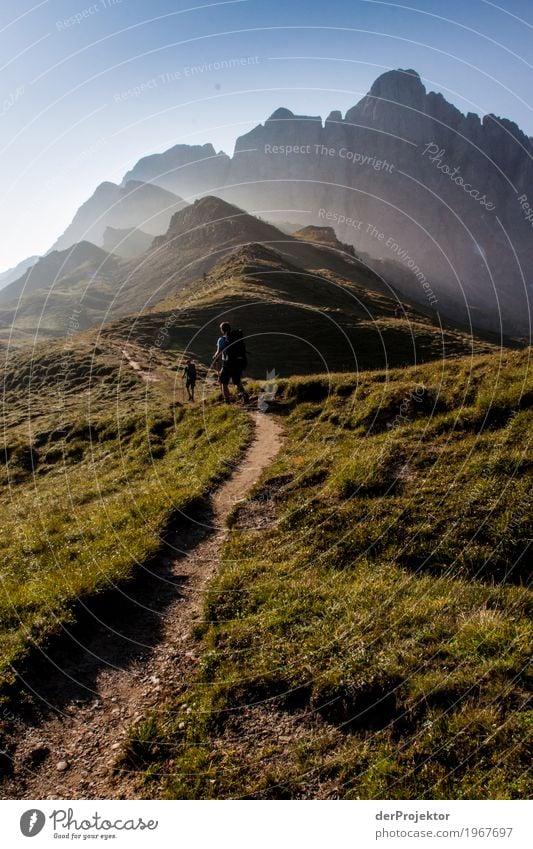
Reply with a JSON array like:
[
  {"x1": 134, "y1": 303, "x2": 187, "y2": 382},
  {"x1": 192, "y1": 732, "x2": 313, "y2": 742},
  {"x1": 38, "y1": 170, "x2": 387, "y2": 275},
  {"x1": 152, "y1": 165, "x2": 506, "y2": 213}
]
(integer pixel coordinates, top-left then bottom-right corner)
[
  {"x1": 105, "y1": 244, "x2": 500, "y2": 379},
  {"x1": 130, "y1": 348, "x2": 532, "y2": 799},
  {"x1": 0, "y1": 340, "x2": 251, "y2": 690}
]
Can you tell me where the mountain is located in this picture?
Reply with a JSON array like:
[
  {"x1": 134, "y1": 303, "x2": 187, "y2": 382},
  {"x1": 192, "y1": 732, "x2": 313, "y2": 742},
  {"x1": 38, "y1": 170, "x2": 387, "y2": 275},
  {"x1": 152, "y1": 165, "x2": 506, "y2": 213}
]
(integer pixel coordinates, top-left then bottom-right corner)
[
  {"x1": 119, "y1": 69, "x2": 533, "y2": 337},
  {"x1": 0, "y1": 241, "x2": 118, "y2": 306},
  {"x1": 0, "y1": 314, "x2": 529, "y2": 798},
  {"x1": 0, "y1": 255, "x2": 40, "y2": 291},
  {"x1": 116, "y1": 195, "x2": 388, "y2": 313},
  {"x1": 0, "y1": 325, "x2": 247, "y2": 700},
  {"x1": 51, "y1": 180, "x2": 186, "y2": 252}
]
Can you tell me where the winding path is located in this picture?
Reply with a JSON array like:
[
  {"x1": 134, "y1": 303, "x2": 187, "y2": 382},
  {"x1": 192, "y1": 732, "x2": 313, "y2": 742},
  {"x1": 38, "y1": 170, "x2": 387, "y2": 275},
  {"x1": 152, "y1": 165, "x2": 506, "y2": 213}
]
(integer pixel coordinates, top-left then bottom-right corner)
[{"x1": 1, "y1": 411, "x2": 282, "y2": 800}]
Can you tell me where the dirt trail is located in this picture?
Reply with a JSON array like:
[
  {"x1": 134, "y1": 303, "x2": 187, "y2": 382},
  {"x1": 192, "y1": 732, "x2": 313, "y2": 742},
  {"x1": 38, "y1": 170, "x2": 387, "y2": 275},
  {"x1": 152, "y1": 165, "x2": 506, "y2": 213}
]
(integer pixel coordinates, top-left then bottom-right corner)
[
  {"x1": 120, "y1": 347, "x2": 160, "y2": 382},
  {"x1": 1, "y1": 411, "x2": 282, "y2": 800}
]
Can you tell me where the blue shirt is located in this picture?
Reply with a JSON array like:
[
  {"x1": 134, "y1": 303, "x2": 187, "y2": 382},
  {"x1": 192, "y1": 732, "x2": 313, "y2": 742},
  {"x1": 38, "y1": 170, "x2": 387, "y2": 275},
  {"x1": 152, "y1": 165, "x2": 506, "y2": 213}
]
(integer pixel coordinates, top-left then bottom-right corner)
[{"x1": 217, "y1": 336, "x2": 229, "y2": 359}]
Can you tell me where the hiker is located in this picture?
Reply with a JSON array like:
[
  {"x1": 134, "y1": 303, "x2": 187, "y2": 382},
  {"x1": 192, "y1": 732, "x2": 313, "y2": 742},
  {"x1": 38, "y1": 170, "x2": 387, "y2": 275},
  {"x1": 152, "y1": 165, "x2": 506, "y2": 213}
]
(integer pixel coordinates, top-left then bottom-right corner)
[
  {"x1": 213, "y1": 321, "x2": 249, "y2": 404},
  {"x1": 182, "y1": 358, "x2": 197, "y2": 401}
]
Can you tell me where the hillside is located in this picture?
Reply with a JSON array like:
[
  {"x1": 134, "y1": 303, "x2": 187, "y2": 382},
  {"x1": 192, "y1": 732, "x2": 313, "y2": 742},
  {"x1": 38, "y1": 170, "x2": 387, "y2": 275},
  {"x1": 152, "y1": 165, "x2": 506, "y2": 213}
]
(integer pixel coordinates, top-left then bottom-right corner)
[
  {"x1": 0, "y1": 314, "x2": 529, "y2": 798},
  {"x1": 103, "y1": 237, "x2": 500, "y2": 377},
  {"x1": 0, "y1": 196, "x2": 379, "y2": 347},
  {"x1": 0, "y1": 255, "x2": 40, "y2": 292},
  {"x1": 126, "y1": 347, "x2": 532, "y2": 799}
]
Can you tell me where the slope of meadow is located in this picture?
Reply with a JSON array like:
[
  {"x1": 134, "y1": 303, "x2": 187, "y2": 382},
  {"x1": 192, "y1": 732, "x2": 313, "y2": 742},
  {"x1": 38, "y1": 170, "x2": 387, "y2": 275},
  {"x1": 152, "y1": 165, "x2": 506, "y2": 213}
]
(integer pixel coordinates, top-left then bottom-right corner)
[
  {"x1": 0, "y1": 339, "x2": 250, "y2": 692},
  {"x1": 128, "y1": 347, "x2": 532, "y2": 799}
]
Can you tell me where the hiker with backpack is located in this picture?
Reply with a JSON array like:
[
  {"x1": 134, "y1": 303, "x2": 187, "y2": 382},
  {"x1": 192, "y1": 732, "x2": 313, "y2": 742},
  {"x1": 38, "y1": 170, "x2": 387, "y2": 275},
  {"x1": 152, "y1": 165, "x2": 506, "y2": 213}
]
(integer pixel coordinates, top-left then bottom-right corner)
[
  {"x1": 213, "y1": 322, "x2": 249, "y2": 403},
  {"x1": 182, "y1": 358, "x2": 197, "y2": 401}
]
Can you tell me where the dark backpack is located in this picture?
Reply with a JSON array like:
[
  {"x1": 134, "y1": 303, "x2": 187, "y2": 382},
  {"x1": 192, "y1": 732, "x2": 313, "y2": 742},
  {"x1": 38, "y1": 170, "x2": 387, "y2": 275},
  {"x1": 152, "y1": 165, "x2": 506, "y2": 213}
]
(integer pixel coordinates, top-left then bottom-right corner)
[{"x1": 224, "y1": 329, "x2": 247, "y2": 369}]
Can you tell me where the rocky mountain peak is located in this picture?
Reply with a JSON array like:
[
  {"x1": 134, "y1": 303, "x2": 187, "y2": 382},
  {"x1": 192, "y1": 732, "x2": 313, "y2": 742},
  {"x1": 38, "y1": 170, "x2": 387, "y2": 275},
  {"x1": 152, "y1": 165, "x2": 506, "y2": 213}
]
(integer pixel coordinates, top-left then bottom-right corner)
[
  {"x1": 368, "y1": 68, "x2": 426, "y2": 104},
  {"x1": 266, "y1": 107, "x2": 296, "y2": 122},
  {"x1": 344, "y1": 68, "x2": 427, "y2": 129},
  {"x1": 167, "y1": 195, "x2": 244, "y2": 232}
]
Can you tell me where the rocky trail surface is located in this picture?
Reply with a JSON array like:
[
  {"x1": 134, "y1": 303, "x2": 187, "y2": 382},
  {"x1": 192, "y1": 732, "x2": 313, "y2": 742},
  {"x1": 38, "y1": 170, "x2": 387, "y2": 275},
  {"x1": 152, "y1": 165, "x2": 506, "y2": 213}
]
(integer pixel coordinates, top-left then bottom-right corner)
[{"x1": 1, "y1": 410, "x2": 282, "y2": 800}]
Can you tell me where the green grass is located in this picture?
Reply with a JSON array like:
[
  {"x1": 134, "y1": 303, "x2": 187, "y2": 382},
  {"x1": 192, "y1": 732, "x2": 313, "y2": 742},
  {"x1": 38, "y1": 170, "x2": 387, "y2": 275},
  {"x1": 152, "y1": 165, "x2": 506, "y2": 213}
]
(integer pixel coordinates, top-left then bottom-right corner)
[
  {"x1": 128, "y1": 347, "x2": 532, "y2": 799},
  {"x1": 0, "y1": 338, "x2": 251, "y2": 690}
]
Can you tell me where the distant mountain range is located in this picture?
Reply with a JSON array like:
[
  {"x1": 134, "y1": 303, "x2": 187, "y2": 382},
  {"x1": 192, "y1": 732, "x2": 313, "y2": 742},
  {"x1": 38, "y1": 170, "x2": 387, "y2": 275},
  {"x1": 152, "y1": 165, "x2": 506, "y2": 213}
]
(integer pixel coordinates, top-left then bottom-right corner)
[
  {"x1": 121, "y1": 68, "x2": 533, "y2": 337},
  {"x1": 2, "y1": 67, "x2": 531, "y2": 346},
  {"x1": 0, "y1": 241, "x2": 120, "y2": 343}
]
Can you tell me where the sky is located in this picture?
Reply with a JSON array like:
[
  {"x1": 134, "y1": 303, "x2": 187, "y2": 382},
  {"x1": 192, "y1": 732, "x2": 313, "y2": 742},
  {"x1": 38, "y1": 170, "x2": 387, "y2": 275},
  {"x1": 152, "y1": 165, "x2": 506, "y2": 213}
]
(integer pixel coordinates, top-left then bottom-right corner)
[{"x1": 1, "y1": 0, "x2": 533, "y2": 270}]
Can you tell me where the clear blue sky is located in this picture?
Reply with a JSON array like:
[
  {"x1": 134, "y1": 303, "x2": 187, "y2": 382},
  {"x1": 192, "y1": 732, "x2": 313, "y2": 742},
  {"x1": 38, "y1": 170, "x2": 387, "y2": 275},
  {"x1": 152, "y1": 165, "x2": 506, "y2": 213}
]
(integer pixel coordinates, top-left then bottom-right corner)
[{"x1": 1, "y1": 0, "x2": 533, "y2": 269}]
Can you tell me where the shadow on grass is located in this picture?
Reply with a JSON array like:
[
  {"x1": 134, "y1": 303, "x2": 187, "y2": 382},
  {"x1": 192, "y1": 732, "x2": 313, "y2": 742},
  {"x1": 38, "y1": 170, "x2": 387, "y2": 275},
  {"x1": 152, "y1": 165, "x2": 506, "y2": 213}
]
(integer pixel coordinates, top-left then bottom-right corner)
[{"x1": 0, "y1": 496, "x2": 219, "y2": 780}]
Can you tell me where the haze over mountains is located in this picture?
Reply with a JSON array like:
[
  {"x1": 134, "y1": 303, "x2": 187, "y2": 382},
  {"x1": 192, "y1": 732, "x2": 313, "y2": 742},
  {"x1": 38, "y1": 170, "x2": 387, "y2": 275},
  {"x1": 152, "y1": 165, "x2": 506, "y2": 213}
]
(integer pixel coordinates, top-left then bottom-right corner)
[
  {"x1": 1, "y1": 68, "x2": 531, "y2": 349},
  {"x1": 51, "y1": 180, "x2": 186, "y2": 252}
]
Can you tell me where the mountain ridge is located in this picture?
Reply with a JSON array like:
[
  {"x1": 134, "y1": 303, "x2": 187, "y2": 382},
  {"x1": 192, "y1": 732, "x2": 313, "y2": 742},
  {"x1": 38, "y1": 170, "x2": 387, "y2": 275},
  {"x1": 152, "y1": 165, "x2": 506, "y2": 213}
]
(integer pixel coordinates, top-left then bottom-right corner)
[{"x1": 101, "y1": 228, "x2": 500, "y2": 379}]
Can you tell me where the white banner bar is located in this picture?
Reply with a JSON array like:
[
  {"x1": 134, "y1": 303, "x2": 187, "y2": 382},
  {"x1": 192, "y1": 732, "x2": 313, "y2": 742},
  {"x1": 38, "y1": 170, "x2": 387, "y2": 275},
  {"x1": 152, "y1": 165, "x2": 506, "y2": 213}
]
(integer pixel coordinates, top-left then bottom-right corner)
[{"x1": 1, "y1": 799, "x2": 531, "y2": 848}]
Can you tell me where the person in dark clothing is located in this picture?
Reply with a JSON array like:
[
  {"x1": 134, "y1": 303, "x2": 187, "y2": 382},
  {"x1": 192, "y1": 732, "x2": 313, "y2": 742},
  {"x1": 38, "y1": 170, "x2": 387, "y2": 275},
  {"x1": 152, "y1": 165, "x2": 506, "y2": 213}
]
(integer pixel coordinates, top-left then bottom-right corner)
[
  {"x1": 213, "y1": 322, "x2": 249, "y2": 403},
  {"x1": 183, "y1": 358, "x2": 197, "y2": 401}
]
